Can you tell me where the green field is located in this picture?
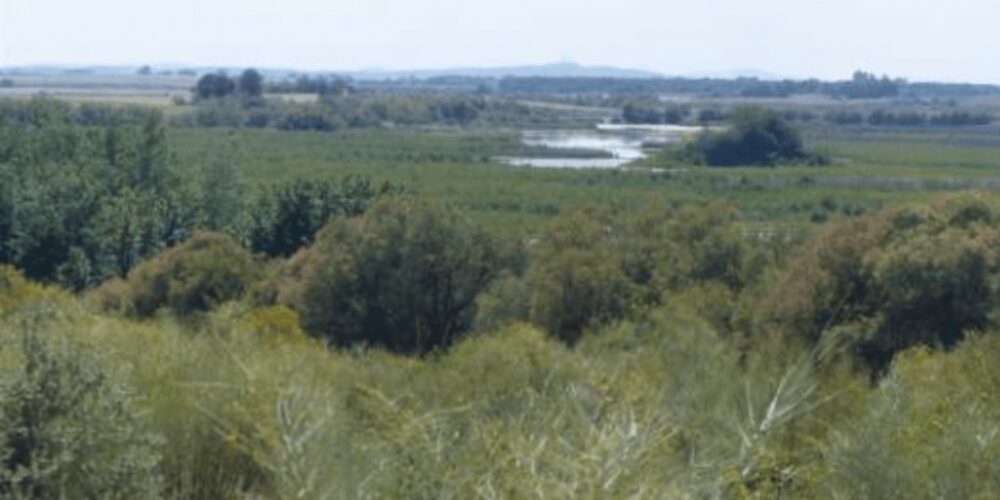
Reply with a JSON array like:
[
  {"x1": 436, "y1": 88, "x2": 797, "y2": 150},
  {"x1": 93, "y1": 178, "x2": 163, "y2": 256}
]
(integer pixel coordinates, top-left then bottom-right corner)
[{"x1": 169, "y1": 125, "x2": 1000, "y2": 233}]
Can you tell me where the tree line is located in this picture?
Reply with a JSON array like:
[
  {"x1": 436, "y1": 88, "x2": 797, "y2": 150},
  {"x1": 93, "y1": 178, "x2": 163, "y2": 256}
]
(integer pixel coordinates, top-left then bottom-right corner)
[
  {"x1": 629, "y1": 105, "x2": 993, "y2": 128},
  {"x1": 0, "y1": 98, "x2": 396, "y2": 289}
]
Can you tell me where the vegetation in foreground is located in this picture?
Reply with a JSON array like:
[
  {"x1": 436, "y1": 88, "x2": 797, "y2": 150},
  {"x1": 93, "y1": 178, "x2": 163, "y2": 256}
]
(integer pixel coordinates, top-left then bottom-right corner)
[
  {"x1": 3, "y1": 190, "x2": 1000, "y2": 498},
  {"x1": 4, "y1": 95, "x2": 1000, "y2": 498}
]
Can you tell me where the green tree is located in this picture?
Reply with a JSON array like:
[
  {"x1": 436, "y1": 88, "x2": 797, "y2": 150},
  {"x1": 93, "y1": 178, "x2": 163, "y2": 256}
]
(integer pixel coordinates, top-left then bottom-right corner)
[
  {"x1": 238, "y1": 68, "x2": 264, "y2": 99},
  {"x1": 195, "y1": 72, "x2": 236, "y2": 100},
  {"x1": 281, "y1": 198, "x2": 506, "y2": 353},
  {"x1": 247, "y1": 177, "x2": 393, "y2": 258},
  {"x1": 683, "y1": 106, "x2": 807, "y2": 166},
  {"x1": 765, "y1": 194, "x2": 1000, "y2": 373}
]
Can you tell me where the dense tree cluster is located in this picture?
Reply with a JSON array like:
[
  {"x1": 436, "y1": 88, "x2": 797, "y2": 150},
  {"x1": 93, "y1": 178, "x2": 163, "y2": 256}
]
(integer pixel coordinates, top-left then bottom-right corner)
[
  {"x1": 765, "y1": 194, "x2": 1000, "y2": 372},
  {"x1": 0, "y1": 99, "x2": 191, "y2": 289},
  {"x1": 828, "y1": 71, "x2": 901, "y2": 99},
  {"x1": 247, "y1": 177, "x2": 401, "y2": 258},
  {"x1": 865, "y1": 109, "x2": 993, "y2": 127},
  {"x1": 696, "y1": 107, "x2": 992, "y2": 128},
  {"x1": 495, "y1": 71, "x2": 910, "y2": 100},
  {"x1": 266, "y1": 74, "x2": 353, "y2": 96},
  {"x1": 475, "y1": 203, "x2": 767, "y2": 342},
  {"x1": 0, "y1": 99, "x2": 387, "y2": 289},
  {"x1": 824, "y1": 110, "x2": 865, "y2": 125},
  {"x1": 622, "y1": 101, "x2": 690, "y2": 124},
  {"x1": 194, "y1": 69, "x2": 264, "y2": 101},
  {"x1": 182, "y1": 94, "x2": 503, "y2": 131},
  {"x1": 929, "y1": 111, "x2": 993, "y2": 126},
  {"x1": 867, "y1": 109, "x2": 927, "y2": 126},
  {"x1": 680, "y1": 106, "x2": 810, "y2": 166}
]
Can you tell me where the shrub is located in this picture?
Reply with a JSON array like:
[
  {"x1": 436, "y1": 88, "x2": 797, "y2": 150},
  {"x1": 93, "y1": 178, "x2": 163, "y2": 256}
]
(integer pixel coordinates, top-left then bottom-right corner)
[
  {"x1": 0, "y1": 266, "x2": 53, "y2": 313},
  {"x1": 764, "y1": 193, "x2": 1000, "y2": 371},
  {"x1": 96, "y1": 232, "x2": 261, "y2": 317},
  {"x1": 247, "y1": 305, "x2": 309, "y2": 343},
  {"x1": 516, "y1": 204, "x2": 762, "y2": 343},
  {"x1": 281, "y1": 197, "x2": 507, "y2": 354},
  {"x1": 0, "y1": 326, "x2": 162, "y2": 498},
  {"x1": 525, "y1": 211, "x2": 637, "y2": 344},
  {"x1": 683, "y1": 105, "x2": 807, "y2": 166}
]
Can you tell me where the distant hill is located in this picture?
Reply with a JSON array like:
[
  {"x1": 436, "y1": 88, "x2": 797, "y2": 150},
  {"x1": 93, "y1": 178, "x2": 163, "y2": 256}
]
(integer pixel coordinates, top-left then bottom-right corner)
[
  {"x1": 685, "y1": 69, "x2": 790, "y2": 81},
  {"x1": 345, "y1": 62, "x2": 665, "y2": 80},
  {"x1": 0, "y1": 62, "x2": 663, "y2": 80}
]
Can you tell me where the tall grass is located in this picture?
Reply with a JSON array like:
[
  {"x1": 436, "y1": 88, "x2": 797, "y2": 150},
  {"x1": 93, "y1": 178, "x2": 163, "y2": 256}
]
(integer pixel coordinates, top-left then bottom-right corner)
[{"x1": 4, "y1": 268, "x2": 1000, "y2": 498}]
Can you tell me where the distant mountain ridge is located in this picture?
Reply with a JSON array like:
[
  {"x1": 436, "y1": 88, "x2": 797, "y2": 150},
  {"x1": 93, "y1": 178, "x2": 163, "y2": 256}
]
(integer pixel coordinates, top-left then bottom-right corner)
[
  {"x1": 0, "y1": 62, "x2": 666, "y2": 80},
  {"x1": 345, "y1": 62, "x2": 665, "y2": 80}
]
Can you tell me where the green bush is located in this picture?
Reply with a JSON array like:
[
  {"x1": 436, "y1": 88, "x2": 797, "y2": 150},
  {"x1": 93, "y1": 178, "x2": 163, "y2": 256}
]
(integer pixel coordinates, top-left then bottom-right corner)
[
  {"x1": 524, "y1": 211, "x2": 637, "y2": 344},
  {"x1": 96, "y1": 232, "x2": 261, "y2": 317},
  {"x1": 682, "y1": 105, "x2": 808, "y2": 166},
  {"x1": 7, "y1": 263, "x2": 1000, "y2": 497},
  {"x1": 765, "y1": 193, "x2": 1000, "y2": 371},
  {"x1": 281, "y1": 197, "x2": 507, "y2": 353},
  {"x1": 502, "y1": 203, "x2": 763, "y2": 343},
  {"x1": 0, "y1": 326, "x2": 162, "y2": 498}
]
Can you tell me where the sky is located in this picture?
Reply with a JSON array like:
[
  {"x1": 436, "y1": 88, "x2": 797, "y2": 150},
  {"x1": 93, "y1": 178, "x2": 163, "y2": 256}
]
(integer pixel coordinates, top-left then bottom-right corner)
[{"x1": 2, "y1": 0, "x2": 999, "y2": 83}]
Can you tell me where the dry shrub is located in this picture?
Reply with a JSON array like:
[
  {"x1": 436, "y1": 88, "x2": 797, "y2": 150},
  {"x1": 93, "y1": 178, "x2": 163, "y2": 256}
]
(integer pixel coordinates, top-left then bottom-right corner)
[
  {"x1": 92, "y1": 232, "x2": 261, "y2": 318},
  {"x1": 764, "y1": 193, "x2": 1000, "y2": 371}
]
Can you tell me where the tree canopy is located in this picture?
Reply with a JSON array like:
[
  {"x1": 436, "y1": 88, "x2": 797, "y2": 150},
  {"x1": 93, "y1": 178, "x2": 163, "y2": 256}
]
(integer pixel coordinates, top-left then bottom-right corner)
[{"x1": 682, "y1": 105, "x2": 809, "y2": 166}]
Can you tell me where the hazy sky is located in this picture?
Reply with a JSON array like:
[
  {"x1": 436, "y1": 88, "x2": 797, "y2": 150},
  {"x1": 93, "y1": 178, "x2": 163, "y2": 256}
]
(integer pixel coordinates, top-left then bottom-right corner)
[{"x1": 2, "y1": 0, "x2": 999, "y2": 82}]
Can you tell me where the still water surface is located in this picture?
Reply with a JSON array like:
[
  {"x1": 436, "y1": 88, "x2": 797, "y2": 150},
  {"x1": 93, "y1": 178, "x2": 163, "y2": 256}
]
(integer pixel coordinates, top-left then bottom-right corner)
[{"x1": 499, "y1": 125, "x2": 704, "y2": 169}]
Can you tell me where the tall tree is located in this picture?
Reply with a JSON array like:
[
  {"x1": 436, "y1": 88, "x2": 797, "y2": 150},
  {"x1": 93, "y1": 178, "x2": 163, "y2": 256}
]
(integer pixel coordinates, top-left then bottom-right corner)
[
  {"x1": 238, "y1": 69, "x2": 263, "y2": 99},
  {"x1": 195, "y1": 72, "x2": 236, "y2": 100}
]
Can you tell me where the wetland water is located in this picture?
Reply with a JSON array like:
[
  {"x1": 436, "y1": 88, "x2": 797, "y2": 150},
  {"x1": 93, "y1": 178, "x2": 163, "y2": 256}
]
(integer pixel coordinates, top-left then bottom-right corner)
[{"x1": 499, "y1": 125, "x2": 704, "y2": 169}]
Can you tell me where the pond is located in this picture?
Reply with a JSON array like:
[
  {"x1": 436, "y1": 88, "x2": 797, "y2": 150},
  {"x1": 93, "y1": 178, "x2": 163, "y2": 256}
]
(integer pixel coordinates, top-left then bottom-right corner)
[{"x1": 498, "y1": 125, "x2": 705, "y2": 169}]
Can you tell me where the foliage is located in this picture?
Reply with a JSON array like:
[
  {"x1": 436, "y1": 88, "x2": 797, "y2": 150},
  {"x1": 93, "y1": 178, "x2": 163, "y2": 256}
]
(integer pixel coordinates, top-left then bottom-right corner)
[
  {"x1": 237, "y1": 69, "x2": 264, "y2": 99},
  {"x1": 0, "y1": 325, "x2": 162, "y2": 498},
  {"x1": 484, "y1": 203, "x2": 766, "y2": 342},
  {"x1": 177, "y1": 93, "x2": 547, "y2": 131},
  {"x1": 621, "y1": 101, "x2": 689, "y2": 124},
  {"x1": 0, "y1": 99, "x2": 196, "y2": 288},
  {"x1": 2, "y1": 206, "x2": 1000, "y2": 497},
  {"x1": 280, "y1": 197, "x2": 508, "y2": 353},
  {"x1": 247, "y1": 176, "x2": 399, "y2": 258},
  {"x1": 0, "y1": 288, "x2": 859, "y2": 499},
  {"x1": 96, "y1": 232, "x2": 262, "y2": 318},
  {"x1": 681, "y1": 106, "x2": 809, "y2": 166},
  {"x1": 0, "y1": 100, "x2": 393, "y2": 289},
  {"x1": 522, "y1": 211, "x2": 636, "y2": 343},
  {"x1": 764, "y1": 193, "x2": 1000, "y2": 371},
  {"x1": 8, "y1": 90, "x2": 1000, "y2": 498},
  {"x1": 195, "y1": 72, "x2": 237, "y2": 101}
]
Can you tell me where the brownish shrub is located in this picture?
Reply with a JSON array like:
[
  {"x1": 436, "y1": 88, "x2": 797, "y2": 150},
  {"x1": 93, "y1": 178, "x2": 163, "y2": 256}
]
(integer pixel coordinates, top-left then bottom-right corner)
[{"x1": 92, "y1": 232, "x2": 261, "y2": 317}]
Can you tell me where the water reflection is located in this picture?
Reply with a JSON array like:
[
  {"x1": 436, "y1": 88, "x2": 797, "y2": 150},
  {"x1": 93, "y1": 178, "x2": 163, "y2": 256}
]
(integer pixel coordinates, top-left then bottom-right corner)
[{"x1": 499, "y1": 126, "x2": 703, "y2": 169}]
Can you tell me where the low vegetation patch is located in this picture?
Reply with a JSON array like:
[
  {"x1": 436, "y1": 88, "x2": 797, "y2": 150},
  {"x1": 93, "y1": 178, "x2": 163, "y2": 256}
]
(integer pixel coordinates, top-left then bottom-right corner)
[{"x1": 678, "y1": 106, "x2": 824, "y2": 166}]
